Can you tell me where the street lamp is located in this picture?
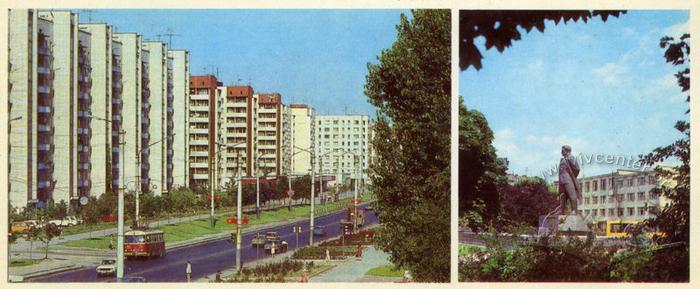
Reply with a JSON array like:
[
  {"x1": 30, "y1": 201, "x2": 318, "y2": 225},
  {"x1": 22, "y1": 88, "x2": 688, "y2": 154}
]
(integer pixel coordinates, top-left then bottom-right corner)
[
  {"x1": 254, "y1": 153, "x2": 273, "y2": 219},
  {"x1": 293, "y1": 146, "x2": 315, "y2": 245},
  {"x1": 334, "y1": 148, "x2": 363, "y2": 232},
  {"x1": 214, "y1": 141, "x2": 245, "y2": 271}
]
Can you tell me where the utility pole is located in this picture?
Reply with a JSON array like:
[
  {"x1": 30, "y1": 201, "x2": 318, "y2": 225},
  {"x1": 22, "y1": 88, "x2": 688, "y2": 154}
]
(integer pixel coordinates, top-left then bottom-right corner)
[
  {"x1": 236, "y1": 152, "x2": 242, "y2": 271},
  {"x1": 353, "y1": 155, "x2": 358, "y2": 233},
  {"x1": 117, "y1": 130, "x2": 126, "y2": 281},
  {"x1": 309, "y1": 151, "x2": 315, "y2": 245}
]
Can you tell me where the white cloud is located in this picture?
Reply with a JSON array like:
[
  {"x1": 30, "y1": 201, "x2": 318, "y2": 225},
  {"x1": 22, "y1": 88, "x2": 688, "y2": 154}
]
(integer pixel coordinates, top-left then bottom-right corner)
[
  {"x1": 669, "y1": 92, "x2": 687, "y2": 103},
  {"x1": 593, "y1": 62, "x2": 628, "y2": 85},
  {"x1": 664, "y1": 20, "x2": 689, "y2": 38},
  {"x1": 493, "y1": 129, "x2": 520, "y2": 155},
  {"x1": 656, "y1": 73, "x2": 678, "y2": 89}
]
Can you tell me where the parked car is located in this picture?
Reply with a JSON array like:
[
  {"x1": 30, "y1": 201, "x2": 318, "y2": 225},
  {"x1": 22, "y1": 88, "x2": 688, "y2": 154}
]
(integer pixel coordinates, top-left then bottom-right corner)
[
  {"x1": 313, "y1": 225, "x2": 326, "y2": 236},
  {"x1": 24, "y1": 220, "x2": 44, "y2": 229},
  {"x1": 11, "y1": 222, "x2": 31, "y2": 234},
  {"x1": 96, "y1": 259, "x2": 116, "y2": 276},
  {"x1": 49, "y1": 216, "x2": 82, "y2": 227},
  {"x1": 265, "y1": 232, "x2": 280, "y2": 241}
]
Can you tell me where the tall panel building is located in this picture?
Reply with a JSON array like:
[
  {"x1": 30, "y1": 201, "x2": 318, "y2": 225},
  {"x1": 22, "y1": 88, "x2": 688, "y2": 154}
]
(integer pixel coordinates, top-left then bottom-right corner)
[
  {"x1": 8, "y1": 10, "x2": 55, "y2": 208},
  {"x1": 169, "y1": 50, "x2": 190, "y2": 189},
  {"x1": 142, "y1": 41, "x2": 168, "y2": 195},
  {"x1": 112, "y1": 33, "x2": 145, "y2": 194},
  {"x1": 36, "y1": 11, "x2": 92, "y2": 209},
  {"x1": 78, "y1": 23, "x2": 118, "y2": 198},
  {"x1": 315, "y1": 115, "x2": 372, "y2": 183},
  {"x1": 289, "y1": 104, "x2": 315, "y2": 175},
  {"x1": 188, "y1": 75, "x2": 221, "y2": 188}
]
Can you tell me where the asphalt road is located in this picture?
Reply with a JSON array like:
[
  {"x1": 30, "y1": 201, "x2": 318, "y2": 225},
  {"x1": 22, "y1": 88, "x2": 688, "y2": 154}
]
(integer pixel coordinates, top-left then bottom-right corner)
[{"x1": 29, "y1": 206, "x2": 377, "y2": 282}]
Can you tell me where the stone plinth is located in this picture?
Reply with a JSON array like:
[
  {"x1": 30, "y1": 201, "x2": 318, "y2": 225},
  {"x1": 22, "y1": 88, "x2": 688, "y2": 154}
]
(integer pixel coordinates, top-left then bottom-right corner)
[{"x1": 538, "y1": 214, "x2": 590, "y2": 236}]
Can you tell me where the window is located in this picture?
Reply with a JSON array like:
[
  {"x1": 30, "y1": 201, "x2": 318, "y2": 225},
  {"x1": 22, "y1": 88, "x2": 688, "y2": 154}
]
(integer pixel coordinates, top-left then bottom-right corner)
[
  {"x1": 628, "y1": 207, "x2": 634, "y2": 216},
  {"x1": 638, "y1": 207, "x2": 646, "y2": 216},
  {"x1": 585, "y1": 182, "x2": 590, "y2": 192},
  {"x1": 637, "y1": 192, "x2": 645, "y2": 201},
  {"x1": 592, "y1": 210, "x2": 598, "y2": 217},
  {"x1": 649, "y1": 175, "x2": 657, "y2": 185},
  {"x1": 618, "y1": 208, "x2": 624, "y2": 217},
  {"x1": 584, "y1": 210, "x2": 590, "y2": 216},
  {"x1": 609, "y1": 208, "x2": 616, "y2": 216},
  {"x1": 600, "y1": 209, "x2": 606, "y2": 216},
  {"x1": 584, "y1": 197, "x2": 590, "y2": 205},
  {"x1": 627, "y1": 193, "x2": 635, "y2": 202},
  {"x1": 638, "y1": 176, "x2": 646, "y2": 186},
  {"x1": 592, "y1": 196, "x2": 598, "y2": 204},
  {"x1": 627, "y1": 178, "x2": 634, "y2": 187},
  {"x1": 600, "y1": 196, "x2": 606, "y2": 204}
]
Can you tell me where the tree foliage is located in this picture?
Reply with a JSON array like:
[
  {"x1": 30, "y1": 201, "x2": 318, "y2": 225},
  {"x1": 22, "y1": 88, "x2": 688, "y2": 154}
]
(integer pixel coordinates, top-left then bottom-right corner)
[
  {"x1": 364, "y1": 10, "x2": 450, "y2": 282},
  {"x1": 636, "y1": 33, "x2": 690, "y2": 282},
  {"x1": 499, "y1": 177, "x2": 558, "y2": 228},
  {"x1": 459, "y1": 10, "x2": 625, "y2": 70},
  {"x1": 458, "y1": 98, "x2": 507, "y2": 230}
]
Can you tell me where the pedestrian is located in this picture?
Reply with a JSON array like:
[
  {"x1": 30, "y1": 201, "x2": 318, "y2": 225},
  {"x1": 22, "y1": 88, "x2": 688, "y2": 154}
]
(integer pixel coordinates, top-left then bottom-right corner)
[
  {"x1": 271, "y1": 242, "x2": 277, "y2": 258},
  {"x1": 325, "y1": 248, "x2": 331, "y2": 262},
  {"x1": 300, "y1": 268, "x2": 309, "y2": 283},
  {"x1": 355, "y1": 244, "x2": 363, "y2": 258},
  {"x1": 109, "y1": 239, "x2": 114, "y2": 250},
  {"x1": 186, "y1": 260, "x2": 192, "y2": 282},
  {"x1": 215, "y1": 270, "x2": 222, "y2": 282}
]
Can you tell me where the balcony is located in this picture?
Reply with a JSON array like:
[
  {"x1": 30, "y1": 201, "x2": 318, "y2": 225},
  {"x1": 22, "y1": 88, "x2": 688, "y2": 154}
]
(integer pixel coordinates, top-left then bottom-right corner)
[
  {"x1": 190, "y1": 94, "x2": 209, "y2": 100},
  {"x1": 37, "y1": 144, "x2": 52, "y2": 151},
  {"x1": 78, "y1": 179, "x2": 91, "y2": 188},
  {"x1": 112, "y1": 65, "x2": 121, "y2": 73},
  {"x1": 78, "y1": 163, "x2": 91, "y2": 170},
  {"x1": 190, "y1": 117, "x2": 209, "y2": 123},
  {"x1": 112, "y1": 98, "x2": 123, "y2": 106},
  {"x1": 77, "y1": 127, "x2": 91, "y2": 135},
  {"x1": 38, "y1": 46, "x2": 51, "y2": 56},
  {"x1": 78, "y1": 92, "x2": 90, "y2": 100},
  {"x1": 190, "y1": 139, "x2": 208, "y2": 146},
  {"x1": 38, "y1": 85, "x2": 51, "y2": 94},
  {"x1": 112, "y1": 115, "x2": 122, "y2": 122},
  {"x1": 38, "y1": 125, "x2": 52, "y2": 132},
  {"x1": 38, "y1": 67, "x2": 51, "y2": 75},
  {"x1": 37, "y1": 181, "x2": 52, "y2": 189},
  {"x1": 192, "y1": 173, "x2": 209, "y2": 179},
  {"x1": 141, "y1": 117, "x2": 150, "y2": 125},
  {"x1": 77, "y1": 145, "x2": 91, "y2": 153}
]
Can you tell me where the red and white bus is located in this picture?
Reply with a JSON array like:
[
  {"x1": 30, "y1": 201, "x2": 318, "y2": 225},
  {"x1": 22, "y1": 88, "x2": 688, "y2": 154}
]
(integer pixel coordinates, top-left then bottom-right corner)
[{"x1": 124, "y1": 230, "x2": 165, "y2": 259}]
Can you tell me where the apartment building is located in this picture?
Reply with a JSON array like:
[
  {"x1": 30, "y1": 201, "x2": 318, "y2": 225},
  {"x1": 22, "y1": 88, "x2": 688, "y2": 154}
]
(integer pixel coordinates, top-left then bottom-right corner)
[
  {"x1": 289, "y1": 104, "x2": 315, "y2": 175},
  {"x1": 577, "y1": 169, "x2": 670, "y2": 226},
  {"x1": 111, "y1": 33, "x2": 143, "y2": 195},
  {"x1": 78, "y1": 23, "x2": 123, "y2": 198},
  {"x1": 142, "y1": 41, "x2": 169, "y2": 195},
  {"x1": 254, "y1": 93, "x2": 284, "y2": 178},
  {"x1": 8, "y1": 10, "x2": 56, "y2": 208},
  {"x1": 215, "y1": 85, "x2": 255, "y2": 188},
  {"x1": 169, "y1": 50, "x2": 190, "y2": 189},
  {"x1": 188, "y1": 75, "x2": 221, "y2": 188},
  {"x1": 314, "y1": 115, "x2": 372, "y2": 183}
]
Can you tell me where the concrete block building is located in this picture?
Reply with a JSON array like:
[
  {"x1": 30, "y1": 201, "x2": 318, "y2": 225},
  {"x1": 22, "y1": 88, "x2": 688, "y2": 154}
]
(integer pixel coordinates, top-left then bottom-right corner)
[{"x1": 314, "y1": 115, "x2": 372, "y2": 183}]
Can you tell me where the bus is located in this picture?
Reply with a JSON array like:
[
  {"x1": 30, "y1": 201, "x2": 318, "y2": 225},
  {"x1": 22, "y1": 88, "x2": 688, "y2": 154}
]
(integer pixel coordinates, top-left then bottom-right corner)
[
  {"x1": 124, "y1": 230, "x2": 165, "y2": 259},
  {"x1": 595, "y1": 220, "x2": 662, "y2": 238}
]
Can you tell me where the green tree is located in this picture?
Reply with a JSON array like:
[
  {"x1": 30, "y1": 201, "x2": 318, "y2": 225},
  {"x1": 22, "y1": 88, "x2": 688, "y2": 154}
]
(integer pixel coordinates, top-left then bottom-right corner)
[
  {"x1": 500, "y1": 177, "x2": 557, "y2": 228},
  {"x1": 364, "y1": 10, "x2": 450, "y2": 282},
  {"x1": 33, "y1": 223, "x2": 62, "y2": 259},
  {"x1": 636, "y1": 33, "x2": 690, "y2": 282},
  {"x1": 459, "y1": 10, "x2": 624, "y2": 70},
  {"x1": 458, "y1": 98, "x2": 507, "y2": 230}
]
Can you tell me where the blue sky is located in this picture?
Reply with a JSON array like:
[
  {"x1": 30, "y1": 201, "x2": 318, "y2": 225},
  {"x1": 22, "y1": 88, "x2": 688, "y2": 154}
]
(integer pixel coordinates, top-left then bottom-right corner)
[
  {"x1": 460, "y1": 10, "x2": 690, "y2": 181},
  {"x1": 75, "y1": 9, "x2": 407, "y2": 116}
]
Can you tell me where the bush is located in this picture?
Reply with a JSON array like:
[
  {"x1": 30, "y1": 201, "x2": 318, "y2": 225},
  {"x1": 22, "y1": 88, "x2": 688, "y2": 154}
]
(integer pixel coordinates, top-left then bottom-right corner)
[{"x1": 292, "y1": 246, "x2": 355, "y2": 260}]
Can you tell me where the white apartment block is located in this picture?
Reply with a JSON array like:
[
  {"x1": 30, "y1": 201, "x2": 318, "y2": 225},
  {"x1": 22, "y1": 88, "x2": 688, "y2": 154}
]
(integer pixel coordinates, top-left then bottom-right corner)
[
  {"x1": 8, "y1": 10, "x2": 55, "y2": 208},
  {"x1": 142, "y1": 41, "x2": 169, "y2": 195},
  {"x1": 78, "y1": 23, "x2": 122, "y2": 198},
  {"x1": 37, "y1": 11, "x2": 92, "y2": 209},
  {"x1": 314, "y1": 115, "x2": 372, "y2": 183},
  {"x1": 187, "y1": 75, "x2": 220, "y2": 188},
  {"x1": 577, "y1": 169, "x2": 669, "y2": 229},
  {"x1": 169, "y1": 50, "x2": 190, "y2": 189},
  {"x1": 289, "y1": 104, "x2": 315, "y2": 175}
]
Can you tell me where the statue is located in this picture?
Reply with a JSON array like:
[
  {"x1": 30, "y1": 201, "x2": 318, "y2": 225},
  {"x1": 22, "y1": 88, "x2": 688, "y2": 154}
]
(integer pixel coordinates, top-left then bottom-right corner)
[{"x1": 557, "y1": 145, "x2": 581, "y2": 215}]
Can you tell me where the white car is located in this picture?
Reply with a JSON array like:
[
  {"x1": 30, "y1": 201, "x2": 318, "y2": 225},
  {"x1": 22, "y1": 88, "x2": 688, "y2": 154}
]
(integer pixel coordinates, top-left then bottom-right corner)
[{"x1": 96, "y1": 259, "x2": 116, "y2": 276}]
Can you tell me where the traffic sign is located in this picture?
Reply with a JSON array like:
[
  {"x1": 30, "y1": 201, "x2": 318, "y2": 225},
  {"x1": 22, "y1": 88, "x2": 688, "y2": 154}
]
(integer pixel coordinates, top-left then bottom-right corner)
[{"x1": 226, "y1": 217, "x2": 249, "y2": 225}]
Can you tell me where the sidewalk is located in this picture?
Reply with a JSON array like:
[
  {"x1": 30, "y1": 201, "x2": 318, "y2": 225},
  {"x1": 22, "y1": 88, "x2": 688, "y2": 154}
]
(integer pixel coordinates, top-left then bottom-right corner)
[{"x1": 310, "y1": 246, "x2": 394, "y2": 282}]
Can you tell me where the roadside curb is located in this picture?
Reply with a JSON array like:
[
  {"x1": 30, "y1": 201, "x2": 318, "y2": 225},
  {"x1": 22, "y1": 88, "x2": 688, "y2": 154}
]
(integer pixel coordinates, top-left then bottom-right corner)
[{"x1": 22, "y1": 264, "x2": 84, "y2": 280}]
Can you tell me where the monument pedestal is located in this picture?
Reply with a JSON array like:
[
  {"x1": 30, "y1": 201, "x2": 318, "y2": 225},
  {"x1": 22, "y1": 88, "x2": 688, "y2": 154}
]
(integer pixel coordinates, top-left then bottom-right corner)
[{"x1": 538, "y1": 214, "x2": 590, "y2": 236}]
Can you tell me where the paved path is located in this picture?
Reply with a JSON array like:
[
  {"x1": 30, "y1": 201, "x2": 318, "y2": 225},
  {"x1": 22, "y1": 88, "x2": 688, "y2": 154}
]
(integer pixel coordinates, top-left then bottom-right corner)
[{"x1": 310, "y1": 246, "x2": 393, "y2": 282}]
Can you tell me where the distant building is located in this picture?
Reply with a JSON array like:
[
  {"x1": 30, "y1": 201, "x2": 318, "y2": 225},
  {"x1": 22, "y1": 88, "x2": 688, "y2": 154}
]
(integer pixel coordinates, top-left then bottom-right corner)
[
  {"x1": 289, "y1": 104, "x2": 315, "y2": 175},
  {"x1": 314, "y1": 115, "x2": 372, "y2": 183},
  {"x1": 575, "y1": 169, "x2": 671, "y2": 226}
]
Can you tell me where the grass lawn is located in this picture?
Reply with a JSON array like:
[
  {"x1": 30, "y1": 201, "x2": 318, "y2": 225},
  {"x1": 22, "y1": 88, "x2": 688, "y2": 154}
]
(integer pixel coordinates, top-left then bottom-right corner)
[
  {"x1": 9, "y1": 259, "x2": 42, "y2": 267},
  {"x1": 61, "y1": 200, "x2": 352, "y2": 249},
  {"x1": 365, "y1": 265, "x2": 404, "y2": 277},
  {"x1": 459, "y1": 244, "x2": 485, "y2": 257}
]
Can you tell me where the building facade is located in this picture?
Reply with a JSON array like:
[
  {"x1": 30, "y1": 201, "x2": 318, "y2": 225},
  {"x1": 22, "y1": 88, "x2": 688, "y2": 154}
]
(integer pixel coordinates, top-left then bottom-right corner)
[
  {"x1": 577, "y1": 169, "x2": 669, "y2": 227},
  {"x1": 188, "y1": 75, "x2": 221, "y2": 188},
  {"x1": 314, "y1": 115, "x2": 372, "y2": 183},
  {"x1": 289, "y1": 104, "x2": 315, "y2": 175},
  {"x1": 169, "y1": 50, "x2": 190, "y2": 189},
  {"x1": 8, "y1": 9, "x2": 55, "y2": 208}
]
